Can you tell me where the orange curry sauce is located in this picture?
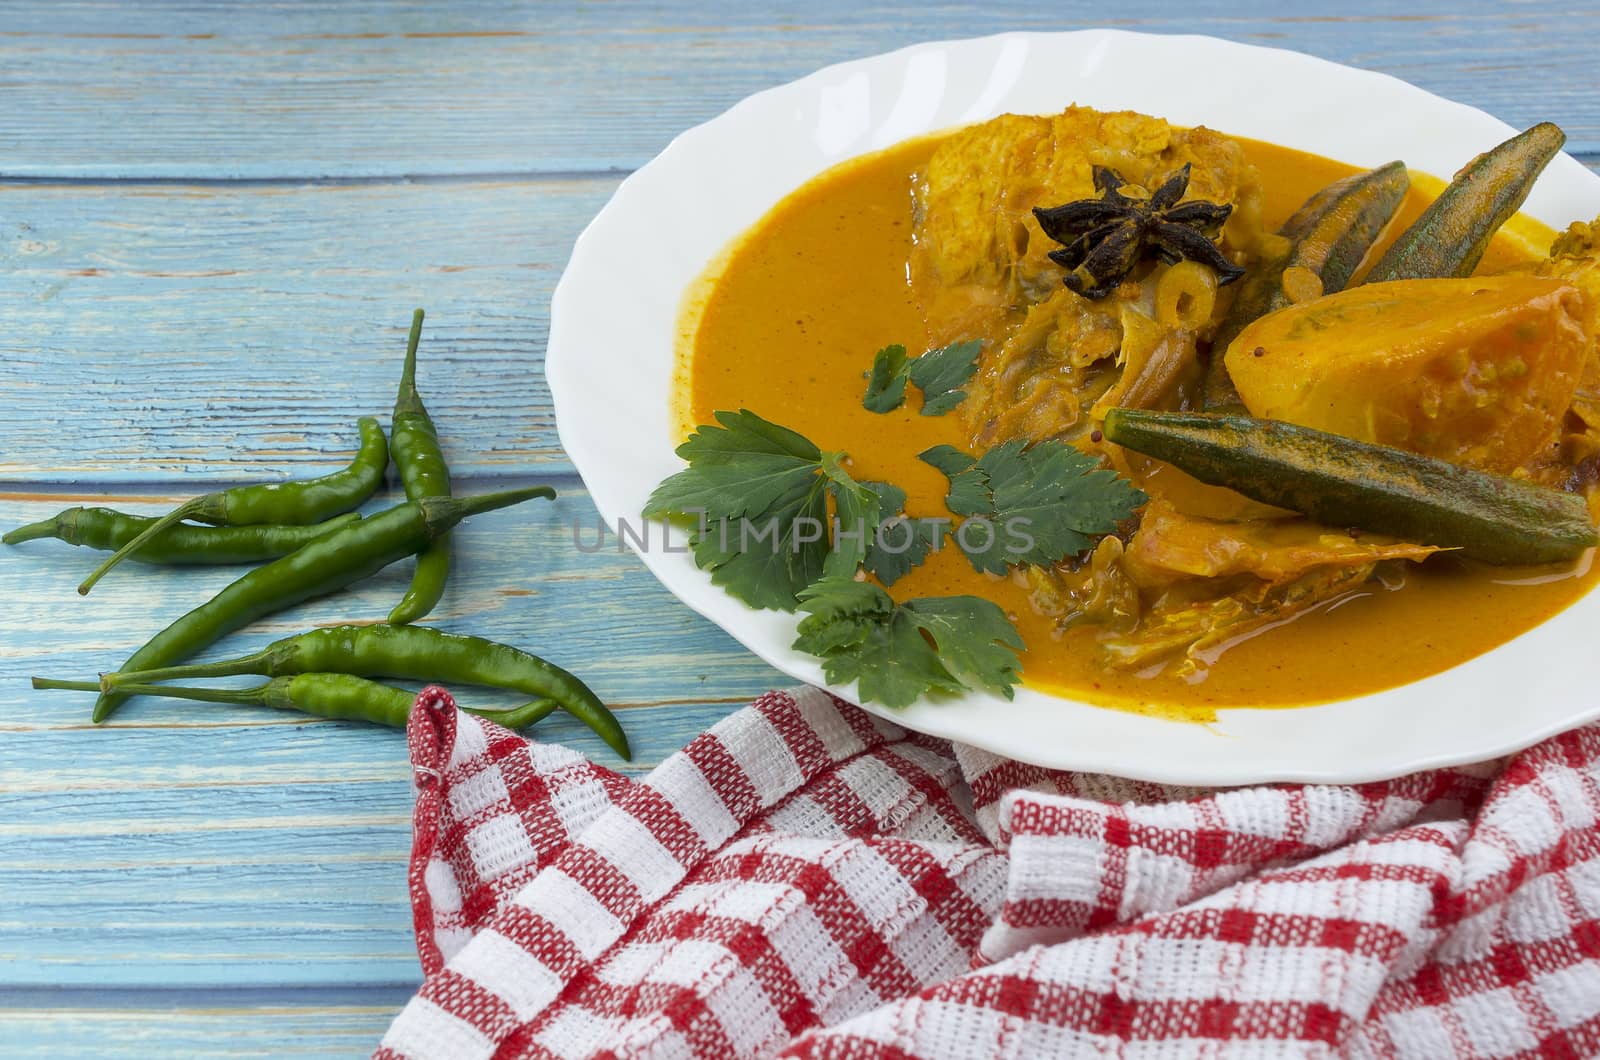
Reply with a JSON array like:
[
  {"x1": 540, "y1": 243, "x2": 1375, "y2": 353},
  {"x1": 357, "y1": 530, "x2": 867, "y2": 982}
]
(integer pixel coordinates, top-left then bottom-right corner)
[{"x1": 679, "y1": 131, "x2": 1599, "y2": 722}]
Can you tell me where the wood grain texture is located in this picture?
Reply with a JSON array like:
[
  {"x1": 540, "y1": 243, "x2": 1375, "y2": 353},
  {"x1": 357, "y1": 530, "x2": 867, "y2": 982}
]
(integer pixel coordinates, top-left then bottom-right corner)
[
  {"x1": 0, "y1": 178, "x2": 615, "y2": 483},
  {"x1": 0, "y1": 1, "x2": 1596, "y2": 178},
  {"x1": 4, "y1": 998, "x2": 404, "y2": 1058},
  {"x1": 2, "y1": 3, "x2": 1597, "y2": 1055}
]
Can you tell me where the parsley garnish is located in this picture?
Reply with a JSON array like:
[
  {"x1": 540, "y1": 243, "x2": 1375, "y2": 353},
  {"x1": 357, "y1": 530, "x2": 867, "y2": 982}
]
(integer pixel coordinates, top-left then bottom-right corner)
[
  {"x1": 648, "y1": 409, "x2": 1143, "y2": 708},
  {"x1": 862, "y1": 344, "x2": 911, "y2": 413},
  {"x1": 862, "y1": 340, "x2": 982, "y2": 416},
  {"x1": 643, "y1": 410, "x2": 933, "y2": 610},
  {"x1": 826, "y1": 475, "x2": 942, "y2": 586},
  {"x1": 920, "y1": 440, "x2": 1146, "y2": 574},
  {"x1": 794, "y1": 576, "x2": 1023, "y2": 707}
]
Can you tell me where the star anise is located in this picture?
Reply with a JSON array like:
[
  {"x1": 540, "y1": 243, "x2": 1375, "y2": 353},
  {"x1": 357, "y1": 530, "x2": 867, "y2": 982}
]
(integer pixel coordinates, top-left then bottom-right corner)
[{"x1": 1032, "y1": 164, "x2": 1245, "y2": 300}]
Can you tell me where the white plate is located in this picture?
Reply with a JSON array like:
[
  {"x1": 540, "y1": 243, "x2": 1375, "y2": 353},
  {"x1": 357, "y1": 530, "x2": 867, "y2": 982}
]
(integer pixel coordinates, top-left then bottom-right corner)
[{"x1": 548, "y1": 30, "x2": 1600, "y2": 785}]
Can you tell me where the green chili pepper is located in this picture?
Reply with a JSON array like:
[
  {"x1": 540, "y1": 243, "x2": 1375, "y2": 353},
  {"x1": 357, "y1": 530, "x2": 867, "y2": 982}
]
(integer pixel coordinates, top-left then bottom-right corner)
[
  {"x1": 77, "y1": 417, "x2": 390, "y2": 595},
  {"x1": 107, "y1": 622, "x2": 629, "y2": 759},
  {"x1": 4, "y1": 507, "x2": 360, "y2": 565},
  {"x1": 388, "y1": 309, "x2": 454, "y2": 625},
  {"x1": 36, "y1": 675, "x2": 558, "y2": 731},
  {"x1": 91, "y1": 484, "x2": 555, "y2": 724}
]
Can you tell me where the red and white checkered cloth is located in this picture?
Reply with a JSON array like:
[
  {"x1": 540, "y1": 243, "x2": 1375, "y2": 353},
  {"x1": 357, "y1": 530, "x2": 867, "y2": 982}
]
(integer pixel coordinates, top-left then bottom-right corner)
[{"x1": 376, "y1": 686, "x2": 1600, "y2": 1058}]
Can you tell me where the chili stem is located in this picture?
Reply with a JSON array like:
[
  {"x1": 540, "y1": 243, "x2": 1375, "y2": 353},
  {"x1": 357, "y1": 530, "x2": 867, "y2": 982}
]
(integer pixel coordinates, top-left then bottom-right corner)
[
  {"x1": 39, "y1": 676, "x2": 559, "y2": 730},
  {"x1": 35, "y1": 676, "x2": 266, "y2": 705},
  {"x1": 427, "y1": 485, "x2": 555, "y2": 524},
  {"x1": 105, "y1": 652, "x2": 271, "y2": 688},
  {"x1": 77, "y1": 497, "x2": 209, "y2": 595}
]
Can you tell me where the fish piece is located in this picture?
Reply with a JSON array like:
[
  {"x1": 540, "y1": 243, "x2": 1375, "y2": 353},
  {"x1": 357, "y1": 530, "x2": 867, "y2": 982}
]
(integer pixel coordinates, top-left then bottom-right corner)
[
  {"x1": 910, "y1": 106, "x2": 1264, "y2": 446},
  {"x1": 1099, "y1": 562, "x2": 1378, "y2": 674},
  {"x1": 914, "y1": 107, "x2": 1259, "y2": 313},
  {"x1": 1026, "y1": 535, "x2": 1142, "y2": 632},
  {"x1": 1121, "y1": 498, "x2": 1439, "y2": 586}
]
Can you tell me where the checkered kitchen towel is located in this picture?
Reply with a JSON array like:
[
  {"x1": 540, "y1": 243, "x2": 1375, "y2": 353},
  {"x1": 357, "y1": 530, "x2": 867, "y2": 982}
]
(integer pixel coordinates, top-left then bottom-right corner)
[{"x1": 376, "y1": 686, "x2": 1600, "y2": 1058}]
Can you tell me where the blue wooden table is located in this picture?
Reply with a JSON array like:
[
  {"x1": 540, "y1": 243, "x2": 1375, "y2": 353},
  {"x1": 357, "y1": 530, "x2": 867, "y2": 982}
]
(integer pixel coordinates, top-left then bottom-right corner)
[{"x1": 1, "y1": 2, "x2": 1597, "y2": 1054}]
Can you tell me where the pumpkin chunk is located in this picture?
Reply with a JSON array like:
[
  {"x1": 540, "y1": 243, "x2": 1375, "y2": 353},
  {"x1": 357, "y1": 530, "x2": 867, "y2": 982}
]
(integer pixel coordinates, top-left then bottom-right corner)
[{"x1": 1223, "y1": 275, "x2": 1589, "y2": 473}]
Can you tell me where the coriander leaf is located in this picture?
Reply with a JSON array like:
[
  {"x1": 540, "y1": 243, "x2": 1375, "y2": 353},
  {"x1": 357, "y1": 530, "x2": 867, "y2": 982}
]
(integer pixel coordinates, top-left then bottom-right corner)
[
  {"x1": 644, "y1": 409, "x2": 837, "y2": 610},
  {"x1": 862, "y1": 344, "x2": 910, "y2": 413},
  {"x1": 851, "y1": 480, "x2": 947, "y2": 589},
  {"x1": 646, "y1": 409, "x2": 937, "y2": 610},
  {"x1": 824, "y1": 473, "x2": 942, "y2": 586},
  {"x1": 851, "y1": 614, "x2": 968, "y2": 708},
  {"x1": 646, "y1": 453, "x2": 820, "y2": 522},
  {"x1": 645, "y1": 409, "x2": 823, "y2": 520},
  {"x1": 793, "y1": 576, "x2": 894, "y2": 656},
  {"x1": 862, "y1": 340, "x2": 983, "y2": 417},
  {"x1": 865, "y1": 513, "x2": 943, "y2": 587},
  {"x1": 800, "y1": 593, "x2": 965, "y2": 708},
  {"x1": 676, "y1": 407, "x2": 821, "y2": 461},
  {"x1": 902, "y1": 596, "x2": 1024, "y2": 700},
  {"x1": 919, "y1": 445, "x2": 988, "y2": 517},
  {"x1": 688, "y1": 470, "x2": 831, "y2": 611},
  {"x1": 905, "y1": 340, "x2": 982, "y2": 416},
  {"x1": 922, "y1": 439, "x2": 1146, "y2": 574},
  {"x1": 982, "y1": 441, "x2": 1144, "y2": 560},
  {"x1": 917, "y1": 444, "x2": 976, "y2": 479},
  {"x1": 794, "y1": 576, "x2": 1024, "y2": 708},
  {"x1": 820, "y1": 465, "x2": 885, "y2": 580}
]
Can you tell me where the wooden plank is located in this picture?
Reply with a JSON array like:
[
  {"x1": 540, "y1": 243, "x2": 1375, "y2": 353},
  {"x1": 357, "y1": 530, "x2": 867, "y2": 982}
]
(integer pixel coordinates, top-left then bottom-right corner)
[
  {"x1": 0, "y1": 177, "x2": 616, "y2": 483},
  {"x1": 0, "y1": 701, "x2": 753, "y2": 784},
  {"x1": 0, "y1": 701, "x2": 733, "y2": 991},
  {"x1": 0, "y1": 1, "x2": 1597, "y2": 178},
  {"x1": 1, "y1": 1000, "x2": 403, "y2": 1059}
]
